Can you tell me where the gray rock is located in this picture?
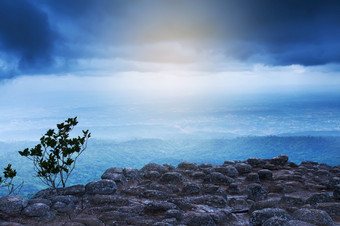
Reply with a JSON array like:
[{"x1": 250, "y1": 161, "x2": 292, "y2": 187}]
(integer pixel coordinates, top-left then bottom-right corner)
[
  {"x1": 0, "y1": 195, "x2": 26, "y2": 216},
  {"x1": 248, "y1": 158, "x2": 263, "y2": 167},
  {"x1": 316, "y1": 202, "x2": 340, "y2": 216},
  {"x1": 85, "y1": 179, "x2": 117, "y2": 195},
  {"x1": 306, "y1": 193, "x2": 331, "y2": 205},
  {"x1": 184, "y1": 213, "x2": 216, "y2": 226},
  {"x1": 177, "y1": 162, "x2": 198, "y2": 170},
  {"x1": 189, "y1": 195, "x2": 227, "y2": 208},
  {"x1": 23, "y1": 203, "x2": 50, "y2": 217},
  {"x1": 263, "y1": 216, "x2": 289, "y2": 226},
  {"x1": 28, "y1": 198, "x2": 52, "y2": 207},
  {"x1": 140, "y1": 163, "x2": 168, "y2": 174},
  {"x1": 165, "y1": 209, "x2": 183, "y2": 220},
  {"x1": 279, "y1": 195, "x2": 305, "y2": 207},
  {"x1": 123, "y1": 167, "x2": 139, "y2": 180},
  {"x1": 248, "y1": 183, "x2": 268, "y2": 201},
  {"x1": 191, "y1": 171, "x2": 206, "y2": 180},
  {"x1": 333, "y1": 184, "x2": 340, "y2": 199},
  {"x1": 258, "y1": 169, "x2": 273, "y2": 180},
  {"x1": 247, "y1": 173, "x2": 260, "y2": 183},
  {"x1": 228, "y1": 183, "x2": 240, "y2": 194},
  {"x1": 249, "y1": 208, "x2": 292, "y2": 226},
  {"x1": 143, "y1": 171, "x2": 161, "y2": 180},
  {"x1": 144, "y1": 201, "x2": 178, "y2": 214},
  {"x1": 287, "y1": 220, "x2": 316, "y2": 226},
  {"x1": 209, "y1": 172, "x2": 235, "y2": 185},
  {"x1": 293, "y1": 208, "x2": 334, "y2": 226},
  {"x1": 162, "y1": 164, "x2": 175, "y2": 171},
  {"x1": 235, "y1": 163, "x2": 253, "y2": 174},
  {"x1": 101, "y1": 168, "x2": 125, "y2": 184},
  {"x1": 271, "y1": 155, "x2": 289, "y2": 166},
  {"x1": 160, "y1": 172, "x2": 183, "y2": 184},
  {"x1": 182, "y1": 183, "x2": 200, "y2": 195},
  {"x1": 60, "y1": 185, "x2": 86, "y2": 196}
]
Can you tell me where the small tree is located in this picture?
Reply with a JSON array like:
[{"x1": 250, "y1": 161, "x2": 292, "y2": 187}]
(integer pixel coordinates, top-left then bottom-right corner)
[
  {"x1": 0, "y1": 164, "x2": 23, "y2": 195},
  {"x1": 19, "y1": 117, "x2": 91, "y2": 188}
]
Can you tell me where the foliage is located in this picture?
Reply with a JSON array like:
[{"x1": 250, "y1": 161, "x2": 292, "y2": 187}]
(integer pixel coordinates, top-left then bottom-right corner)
[
  {"x1": 0, "y1": 164, "x2": 23, "y2": 195},
  {"x1": 18, "y1": 117, "x2": 91, "y2": 188}
]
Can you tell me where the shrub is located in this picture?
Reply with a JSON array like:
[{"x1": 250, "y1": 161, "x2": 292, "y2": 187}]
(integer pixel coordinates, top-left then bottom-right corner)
[
  {"x1": 0, "y1": 164, "x2": 23, "y2": 195},
  {"x1": 19, "y1": 117, "x2": 91, "y2": 188}
]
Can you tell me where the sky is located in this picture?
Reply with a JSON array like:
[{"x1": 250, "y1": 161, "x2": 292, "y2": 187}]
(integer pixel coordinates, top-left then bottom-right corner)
[{"x1": 1, "y1": 0, "x2": 340, "y2": 140}]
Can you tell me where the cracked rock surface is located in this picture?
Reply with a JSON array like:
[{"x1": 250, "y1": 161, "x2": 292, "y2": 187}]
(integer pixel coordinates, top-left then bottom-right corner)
[{"x1": 0, "y1": 155, "x2": 339, "y2": 225}]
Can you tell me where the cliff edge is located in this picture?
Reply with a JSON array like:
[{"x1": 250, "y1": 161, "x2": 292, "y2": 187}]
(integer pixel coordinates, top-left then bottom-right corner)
[{"x1": 0, "y1": 155, "x2": 340, "y2": 225}]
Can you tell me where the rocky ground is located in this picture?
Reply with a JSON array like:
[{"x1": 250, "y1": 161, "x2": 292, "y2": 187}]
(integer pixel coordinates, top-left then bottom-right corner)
[{"x1": 0, "y1": 155, "x2": 340, "y2": 225}]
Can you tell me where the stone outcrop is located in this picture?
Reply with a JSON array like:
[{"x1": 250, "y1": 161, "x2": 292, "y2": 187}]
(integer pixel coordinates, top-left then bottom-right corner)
[{"x1": 0, "y1": 154, "x2": 339, "y2": 225}]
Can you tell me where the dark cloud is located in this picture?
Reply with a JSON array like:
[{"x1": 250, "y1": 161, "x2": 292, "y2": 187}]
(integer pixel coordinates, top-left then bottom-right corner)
[
  {"x1": 0, "y1": 1, "x2": 58, "y2": 78},
  {"x1": 0, "y1": 0, "x2": 340, "y2": 79}
]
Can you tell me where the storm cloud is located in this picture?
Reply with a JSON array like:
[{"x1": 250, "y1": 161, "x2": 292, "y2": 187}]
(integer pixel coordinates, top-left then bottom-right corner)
[{"x1": 0, "y1": 0, "x2": 340, "y2": 79}]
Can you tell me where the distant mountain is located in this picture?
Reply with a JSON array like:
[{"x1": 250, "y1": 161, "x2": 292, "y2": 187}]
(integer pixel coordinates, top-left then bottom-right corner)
[{"x1": 278, "y1": 130, "x2": 340, "y2": 137}]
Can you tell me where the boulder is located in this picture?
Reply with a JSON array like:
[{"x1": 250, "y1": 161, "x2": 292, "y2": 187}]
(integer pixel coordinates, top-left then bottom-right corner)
[
  {"x1": 235, "y1": 163, "x2": 253, "y2": 174},
  {"x1": 292, "y1": 208, "x2": 334, "y2": 226},
  {"x1": 306, "y1": 193, "x2": 331, "y2": 205},
  {"x1": 263, "y1": 216, "x2": 289, "y2": 226},
  {"x1": 333, "y1": 184, "x2": 340, "y2": 199},
  {"x1": 160, "y1": 172, "x2": 183, "y2": 184},
  {"x1": 271, "y1": 155, "x2": 289, "y2": 166},
  {"x1": 316, "y1": 202, "x2": 340, "y2": 216},
  {"x1": 209, "y1": 172, "x2": 235, "y2": 185},
  {"x1": 140, "y1": 163, "x2": 168, "y2": 174},
  {"x1": 258, "y1": 169, "x2": 273, "y2": 180},
  {"x1": 177, "y1": 162, "x2": 198, "y2": 170},
  {"x1": 248, "y1": 183, "x2": 268, "y2": 201},
  {"x1": 0, "y1": 195, "x2": 26, "y2": 216},
  {"x1": 247, "y1": 173, "x2": 260, "y2": 183},
  {"x1": 184, "y1": 213, "x2": 216, "y2": 226},
  {"x1": 164, "y1": 209, "x2": 183, "y2": 221},
  {"x1": 85, "y1": 179, "x2": 117, "y2": 195},
  {"x1": 249, "y1": 208, "x2": 292, "y2": 226},
  {"x1": 182, "y1": 183, "x2": 200, "y2": 195},
  {"x1": 23, "y1": 203, "x2": 50, "y2": 217},
  {"x1": 144, "y1": 201, "x2": 178, "y2": 214},
  {"x1": 215, "y1": 166, "x2": 239, "y2": 178},
  {"x1": 248, "y1": 158, "x2": 263, "y2": 167},
  {"x1": 279, "y1": 195, "x2": 305, "y2": 207}
]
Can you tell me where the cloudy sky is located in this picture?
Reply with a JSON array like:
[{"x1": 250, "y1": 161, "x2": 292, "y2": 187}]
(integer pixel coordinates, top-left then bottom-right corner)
[{"x1": 1, "y1": 0, "x2": 340, "y2": 140}]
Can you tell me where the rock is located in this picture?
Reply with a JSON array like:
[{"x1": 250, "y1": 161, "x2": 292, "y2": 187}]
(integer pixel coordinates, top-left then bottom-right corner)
[
  {"x1": 250, "y1": 199, "x2": 280, "y2": 212},
  {"x1": 177, "y1": 162, "x2": 198, "y2": 170},
  {"x1": 247, "y1": 173, "x2": 260, "y2": 183},
  {"x1": 215, "y1": 166, "x2": 239, "y2": 178},
  {"x1": 182, "y1": 183, "x2": 200, "y2": 195},
  {"x1": 184, "y1": 213, "x2": 216, "y2": 226},
  {"x1": 316, "y1": 202, "x2": 340, "y2": 216},
  {"x1": 228, "y1": 198, "x2": 250, "y2": 212},
  {"x1": 160, "y1": 172, "x2": 183, "y2": 184},
  {"x1": 199, "y1": 163, "x2": 213, "y2": 168},
  {"x1": 279, "y1": 195, "x2": 305, "y2": 207},
  {"x1": 287, "y1": 220, "x2": 316, "y2": 226},
  {"x1": 263, "y1": 216, "x2": 289, "y2": 226},
  {"x1": 85, "y1": 179, "x2": 117, "y2": 195},
  {"x1": 306, "y1": 193, "x2": 331, "y2": 205},
  {"x1": 271, "y1": 155, "x2": 289, "y2": 166},
  {"x1": 165, "y1": 209, "x2": 183, "y2": 221},
  {"x1": 101, "y1": 168, "x2": 125, "y2": 184},
  {"x1": 209, "y1": 172, "x2": 235, "y2": 185},
  {"x1": 249, "y1": 208, "x2": 292, "y2": 226},
  {"x1": 191, "y1": 172, "x2": 206, "y2": 180},
  {"x1": 60, "y1": 185, "x2": 86, "y2": 196},
  {"x1": 189, "y1": 195, "x2": 227, "y2": 208},
  {"x1": 248, "y1": 183, "x2": 268, "y2": 201},
  {"x1": 123, "y1": 167, "x2": 139, "y2": 180},
  {"x1": 333, "y1": 184, "x2": 340, "y2": 199},
  {"x1": 292, "y1": 208, "x2": 334, "y2": 226},
  {"x1": 23, "y1": 203, "x2": 50, "y2": 217},
  {"x1": 235, "y1": 163, "x2": 253, "y2": 174},
  {"x1": 162, "y1": 164, "x2": 175, "y2": 171},
  {"x1": 329, "y1": 177, "x2": 340, "y2": 189},
  {"x1": 258, "y1": 169, "x2": 273, "y2": 180},
  {"x1": 73, "y1": 215, "x2": 104, "y2": 226},
  {"x1": 0, "y1": 195, "x2": 26, "y2": 216},
  {"x1": 140, "y1": 163, "x2": 168, "y2": 174},
  {"x1": 144, "y1": 201, "x2": 178, "y2": 214},
  {"x1": 142, "y1": 171, "x2": 161, "y2": 180},
  {"x1": 248, "y1": 158, "x2": 263, "y2": 167},
  {"x1": 28, "y1": 198, "x2": 52, "y2": 207},
  {"x1": 288, "y1": 162, "x2": 298, "y2": 168},
  {"x1": 228, "y1": 183, "x2": 240, "y2": 194}
]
